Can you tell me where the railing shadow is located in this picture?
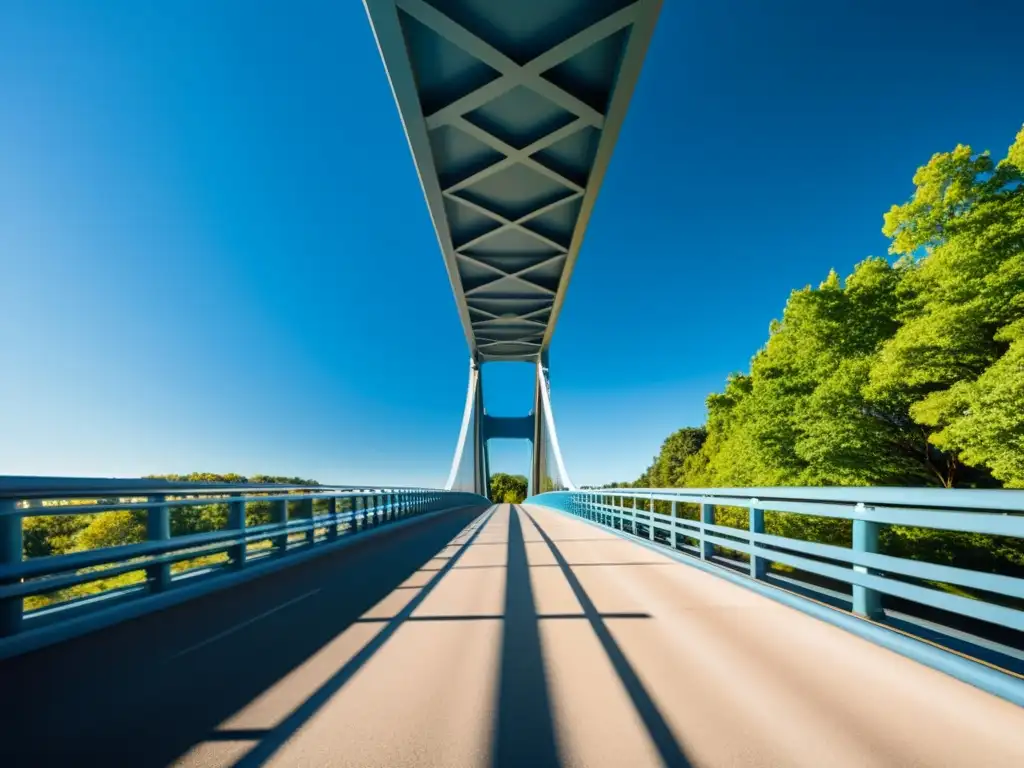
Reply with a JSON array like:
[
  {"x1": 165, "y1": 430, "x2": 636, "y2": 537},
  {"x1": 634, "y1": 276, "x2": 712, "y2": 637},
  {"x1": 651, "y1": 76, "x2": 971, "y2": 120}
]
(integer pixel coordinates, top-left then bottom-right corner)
[
  {"x1": 0, "y1": 506, "x2": 489, "y2": 767},
  {"x1": 2, "y1": 504, "x2": 694, "y2": 767},
  {"x1": 521, "y1": 508, "x2": 694, "y2": 768},
  {"x1": 491, "y1": 506, "x2": 561, "y2": 766},
  {"x1": 229, "y1": 508, "x2": 498, "y2": 766}
]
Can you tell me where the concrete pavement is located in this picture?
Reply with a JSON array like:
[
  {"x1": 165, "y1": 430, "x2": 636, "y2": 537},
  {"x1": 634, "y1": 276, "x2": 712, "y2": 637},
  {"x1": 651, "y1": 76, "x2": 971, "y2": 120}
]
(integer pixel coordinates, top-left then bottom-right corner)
[{"x1": 2, "y1": 503, "x2": 1023, "y2": 767}]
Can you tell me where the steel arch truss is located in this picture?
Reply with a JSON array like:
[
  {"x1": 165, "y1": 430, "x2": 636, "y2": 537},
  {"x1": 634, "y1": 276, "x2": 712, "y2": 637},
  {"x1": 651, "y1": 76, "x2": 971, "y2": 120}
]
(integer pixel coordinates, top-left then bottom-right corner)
[{"x1": 365, "y1": 0, "x2": 662, "y2": 361}]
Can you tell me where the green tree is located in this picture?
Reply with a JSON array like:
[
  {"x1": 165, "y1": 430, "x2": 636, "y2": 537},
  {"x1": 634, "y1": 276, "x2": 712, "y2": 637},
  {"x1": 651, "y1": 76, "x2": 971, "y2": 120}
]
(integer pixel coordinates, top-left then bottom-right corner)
[
  {"x1": 614, "y1": 123, "x2": 1024, "y2": 573},
  {"x1": 869, "y1": 127, "x2": 1024, "y2": 486},
  {"x1": 75, "y1": 510, "x2": 147, "y2": 551},
  {"x1": 635, "y1": 427, "x2": 707, "y2": 488},
  {"x1": 23, "y1": 514, "x2": 91, "y2": 558},
  {"x1": 489, "y1": 473, "x2": 528, "y2": 503},
  {"x1": 146, "y1": 473, "x2": 320, "y2": 529},
  {"x1": 914, "y1": 319, "x2": 1024, "y2": 486}
]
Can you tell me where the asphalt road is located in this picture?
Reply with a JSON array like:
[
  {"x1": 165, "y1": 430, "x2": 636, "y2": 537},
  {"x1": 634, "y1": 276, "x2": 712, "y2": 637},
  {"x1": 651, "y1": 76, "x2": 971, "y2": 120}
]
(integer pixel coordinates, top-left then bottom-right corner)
[{"x1": 2, "y1": 503, "x2": 1022, "y2": 767}]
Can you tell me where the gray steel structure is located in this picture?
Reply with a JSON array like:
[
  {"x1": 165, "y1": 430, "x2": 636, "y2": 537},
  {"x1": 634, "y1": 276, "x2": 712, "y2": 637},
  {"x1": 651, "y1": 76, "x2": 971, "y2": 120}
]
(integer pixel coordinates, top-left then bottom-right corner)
[{"x1": 365, "y1": 0, "x2": 662, "y2": 495}]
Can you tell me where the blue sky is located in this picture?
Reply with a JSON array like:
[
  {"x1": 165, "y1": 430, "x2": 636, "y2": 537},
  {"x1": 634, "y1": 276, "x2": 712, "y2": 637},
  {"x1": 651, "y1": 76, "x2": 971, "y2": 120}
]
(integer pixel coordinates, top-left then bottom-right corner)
[{"x1": 2, "y1": 1, "x2": 1022, "y2": 487}]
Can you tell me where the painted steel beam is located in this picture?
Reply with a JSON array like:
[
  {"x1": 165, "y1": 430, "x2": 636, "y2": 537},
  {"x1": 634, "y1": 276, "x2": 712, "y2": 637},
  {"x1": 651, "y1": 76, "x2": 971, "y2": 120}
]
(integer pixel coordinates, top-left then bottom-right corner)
[{"x1": 365, "y1": 0, "x2": 662, "y2": 360}]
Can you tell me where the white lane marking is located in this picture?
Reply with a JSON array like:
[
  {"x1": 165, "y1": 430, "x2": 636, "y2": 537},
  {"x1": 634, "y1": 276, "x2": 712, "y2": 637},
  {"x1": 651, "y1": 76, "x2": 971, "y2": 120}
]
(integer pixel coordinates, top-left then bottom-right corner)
[{"x1": 167, "y1": 588, "x2": 321, "y2": 661}]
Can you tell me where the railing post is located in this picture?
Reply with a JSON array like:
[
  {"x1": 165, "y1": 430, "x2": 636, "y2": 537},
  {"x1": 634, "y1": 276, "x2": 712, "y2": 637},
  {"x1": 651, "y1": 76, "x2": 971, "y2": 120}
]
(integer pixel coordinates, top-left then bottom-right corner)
[
  {"x1": 327, "y1": 497, "x2": 338, "y2": 540},
  {"x1": 853, "y1": 505, "x2": 883, "y2": 619},
  {"x1": 273, "y1": 498, "x2": 288, "y2": 553},
  {"x1": 670, "y1": 500, "x2": 677, "y2": 550},
  {"x1": 700, "y1": 502, "x2": 715, "y2": 560},
  {"x1": 297, "y1": 497, "x2": 314, "y2": 545},
  {"x1": 352, "y1": 496, "x2": 362, "y2": 532},
  {"x1": 749, "y1": 500, "x2": 767, "y2": 579},
  {"x1": 649, "y1": 495, "x2": 655, "y2": 541},
  {"x1": 0, "y1": 498, "x2": 23, "y2": 637},
  {"x1": 228, "y1": 498, "x2": 247, "y2": 568},
  {"x1": 146, "y1": 494, "x2": 171, "y2": 593}
]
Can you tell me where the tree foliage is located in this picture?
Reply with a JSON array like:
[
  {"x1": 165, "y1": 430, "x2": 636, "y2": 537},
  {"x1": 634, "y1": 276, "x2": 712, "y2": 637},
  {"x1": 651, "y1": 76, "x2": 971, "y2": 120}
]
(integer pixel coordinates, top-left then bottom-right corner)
[
  {"x1": 489, "y1": 473, "x2": 528, "y2": 503},
  {"x1": 23, "y1": 473, "x2": 319, "y2": 560},
  {"x1": 637, "y1": 125, "x2": 1024, "y2": 491},
  {"x1": 634, "y1": 428, "x2": 707, "y2": 488},
  {"x1": 617, "y1": 125, "x2": 1024, "y2": 572}
]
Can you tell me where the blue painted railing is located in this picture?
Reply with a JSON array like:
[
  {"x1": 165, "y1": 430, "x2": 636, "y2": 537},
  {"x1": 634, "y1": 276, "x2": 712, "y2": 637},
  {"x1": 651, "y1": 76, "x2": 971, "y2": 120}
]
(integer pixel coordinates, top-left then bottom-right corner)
[
  {"x1": 0, "y1": 476, "x2": 488, "y2": 656},
  {"x1": 527, "y1": 487, "x2": 1024, "y2": 631}
]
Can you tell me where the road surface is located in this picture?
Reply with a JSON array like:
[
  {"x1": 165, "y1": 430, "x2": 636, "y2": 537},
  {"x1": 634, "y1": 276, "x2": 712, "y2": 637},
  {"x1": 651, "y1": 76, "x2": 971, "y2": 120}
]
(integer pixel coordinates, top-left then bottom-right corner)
[{"x1": 1, "y1": 503, "x2": 1022, "y2": 767}]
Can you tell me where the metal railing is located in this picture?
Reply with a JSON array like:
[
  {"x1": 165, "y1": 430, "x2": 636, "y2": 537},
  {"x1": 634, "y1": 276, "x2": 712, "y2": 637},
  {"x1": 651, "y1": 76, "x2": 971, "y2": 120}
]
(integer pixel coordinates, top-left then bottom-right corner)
[
  {"x1": 527, "y1": 487, "x2": 1024, "y2": 634},
  {"x1": 0, "y1": 476, "x2": 488, "y2": 642}
]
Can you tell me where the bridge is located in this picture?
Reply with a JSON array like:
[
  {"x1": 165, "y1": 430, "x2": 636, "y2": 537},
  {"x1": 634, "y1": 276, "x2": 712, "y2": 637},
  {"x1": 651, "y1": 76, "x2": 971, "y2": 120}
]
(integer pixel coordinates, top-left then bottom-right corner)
[{"x1": 2, "y1": 1, "x2": 1024, "y2": 765}]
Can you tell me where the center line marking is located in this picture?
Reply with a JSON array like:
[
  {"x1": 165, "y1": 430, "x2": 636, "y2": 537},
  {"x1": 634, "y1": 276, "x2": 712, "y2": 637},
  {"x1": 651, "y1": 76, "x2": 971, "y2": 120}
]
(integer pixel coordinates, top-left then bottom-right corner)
[{"x1": 167, "y1": 588, "x2": 321, "y2": 661}]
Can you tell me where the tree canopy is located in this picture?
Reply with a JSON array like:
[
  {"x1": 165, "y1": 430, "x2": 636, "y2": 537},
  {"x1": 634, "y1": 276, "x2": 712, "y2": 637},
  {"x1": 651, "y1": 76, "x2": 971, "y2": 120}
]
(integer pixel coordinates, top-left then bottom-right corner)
[
  {"x1": 23, "y1": 473, "x2": 319, "y2": 559},
  {"x1": 489, "y1": 473, "x2": 528, "y2": 503},
  {"x1": 625, "y1": 126, "x2": 1024, "y2": 491},
  {"x1": 606, "y1": 125, "x2": 1024, "y2": 578}
]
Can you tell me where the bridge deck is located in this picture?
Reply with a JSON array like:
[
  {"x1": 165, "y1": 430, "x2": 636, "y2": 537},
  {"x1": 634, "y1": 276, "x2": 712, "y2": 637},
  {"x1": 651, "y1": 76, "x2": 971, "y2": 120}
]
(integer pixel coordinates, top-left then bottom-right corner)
[{"x1": 2, "y1": 504, "x2": 1022, "y2": 767}]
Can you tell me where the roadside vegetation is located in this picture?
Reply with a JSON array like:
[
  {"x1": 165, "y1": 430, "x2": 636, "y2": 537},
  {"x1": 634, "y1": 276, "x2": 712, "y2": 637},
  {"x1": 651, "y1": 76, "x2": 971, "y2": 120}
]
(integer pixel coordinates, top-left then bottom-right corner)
[
  {"x1": 21, "y1": 474, "x2": 318, "y2": 610},
  {"x1": 489, "y1": 473, "x2": 528, "y2": 503},
  {"x1": 606, "y1": 125, "x2": 1024, "y2": 582}
]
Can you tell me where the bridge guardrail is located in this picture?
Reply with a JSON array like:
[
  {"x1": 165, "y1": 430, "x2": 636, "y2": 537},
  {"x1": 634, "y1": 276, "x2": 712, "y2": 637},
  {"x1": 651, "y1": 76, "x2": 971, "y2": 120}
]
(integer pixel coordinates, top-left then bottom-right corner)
[
  {"x1": 527, "y1": 487, "x2": 1024, "y2": 634},
  {"x1": 0, "y1": 478, "x2": 488, "y2": 643}
]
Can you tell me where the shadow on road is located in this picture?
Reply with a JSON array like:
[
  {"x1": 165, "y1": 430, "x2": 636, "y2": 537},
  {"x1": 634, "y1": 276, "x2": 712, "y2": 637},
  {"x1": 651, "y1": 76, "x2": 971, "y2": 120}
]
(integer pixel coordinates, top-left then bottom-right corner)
[
  {"x1": 0, "y1": 506, "x2": 489, "y2": 767},
  {"x1": 491, "y1": 505, "x2": 561, "y2": 767},
  {"x1": 1, "y1": 505, "x2": 695, "y2": 767},
  {"x1": 229, "y1": 508, "x2": 498, "y2": 766},
  {"x1": 522, "y1": 507, "x2": 694, "y2": 768}
]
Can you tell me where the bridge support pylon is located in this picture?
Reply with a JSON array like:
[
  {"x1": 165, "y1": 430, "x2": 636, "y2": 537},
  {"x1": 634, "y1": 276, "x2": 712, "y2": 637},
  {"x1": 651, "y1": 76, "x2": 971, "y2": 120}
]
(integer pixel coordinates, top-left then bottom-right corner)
[{"x1": 445, "y1": 357, "x2": 574, "y2": 499}]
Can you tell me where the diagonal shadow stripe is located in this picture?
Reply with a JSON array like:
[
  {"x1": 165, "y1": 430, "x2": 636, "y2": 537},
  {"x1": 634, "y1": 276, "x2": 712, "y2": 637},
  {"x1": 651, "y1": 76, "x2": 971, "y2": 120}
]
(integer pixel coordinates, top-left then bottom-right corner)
[
  {"x1": 491, "y1": 506, "x2": 560, "y2": 767},
  {"x1": 230, "y1": 507, "x2": 497, "y2": 767},
  {"x1": 204, "y1": 729, "x2": 271, "y2": 742},
  {"x1": 522, "y1": 508, "x2": 694, "y2": 768},
  {"x1": 352, "y1": 612, "x2": 652, "y2": 623},
  {"x1": 451, "y1": 562, "x2": 673, "y2": 570}
]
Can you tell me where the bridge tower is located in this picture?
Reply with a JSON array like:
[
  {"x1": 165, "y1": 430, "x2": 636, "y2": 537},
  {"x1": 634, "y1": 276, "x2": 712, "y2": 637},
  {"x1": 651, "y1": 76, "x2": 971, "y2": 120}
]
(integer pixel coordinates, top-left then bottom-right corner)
[
  {"x1": 443, "y1": 353, "x2": 573, "y2": 497},
  {"x1": 364, "y1": 0, "x2": 662, "y2": 498}
]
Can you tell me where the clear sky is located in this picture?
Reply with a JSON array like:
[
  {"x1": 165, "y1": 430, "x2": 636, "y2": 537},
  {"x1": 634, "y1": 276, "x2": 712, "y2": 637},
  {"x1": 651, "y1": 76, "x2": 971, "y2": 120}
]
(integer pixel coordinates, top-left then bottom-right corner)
[{"x1": 2, "y1": 1, "x2": 1022, "y2": 487}]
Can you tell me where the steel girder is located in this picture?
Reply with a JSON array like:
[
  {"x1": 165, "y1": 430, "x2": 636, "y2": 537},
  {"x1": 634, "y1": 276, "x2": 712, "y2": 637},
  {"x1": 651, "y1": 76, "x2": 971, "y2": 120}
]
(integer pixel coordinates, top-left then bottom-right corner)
[{"x1": 365, "y1": 0, "x2": 662, "y2": 361}]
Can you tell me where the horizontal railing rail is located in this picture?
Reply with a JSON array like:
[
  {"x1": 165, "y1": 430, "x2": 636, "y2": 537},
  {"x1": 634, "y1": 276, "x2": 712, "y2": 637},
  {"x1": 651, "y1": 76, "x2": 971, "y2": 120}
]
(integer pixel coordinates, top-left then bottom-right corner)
[
  {"x1": 0, "y1": 478, "x2": 489, "y2": 641},
  {"x1": 526, "y1": 488, "x2": 1024, "y2": 636}
]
